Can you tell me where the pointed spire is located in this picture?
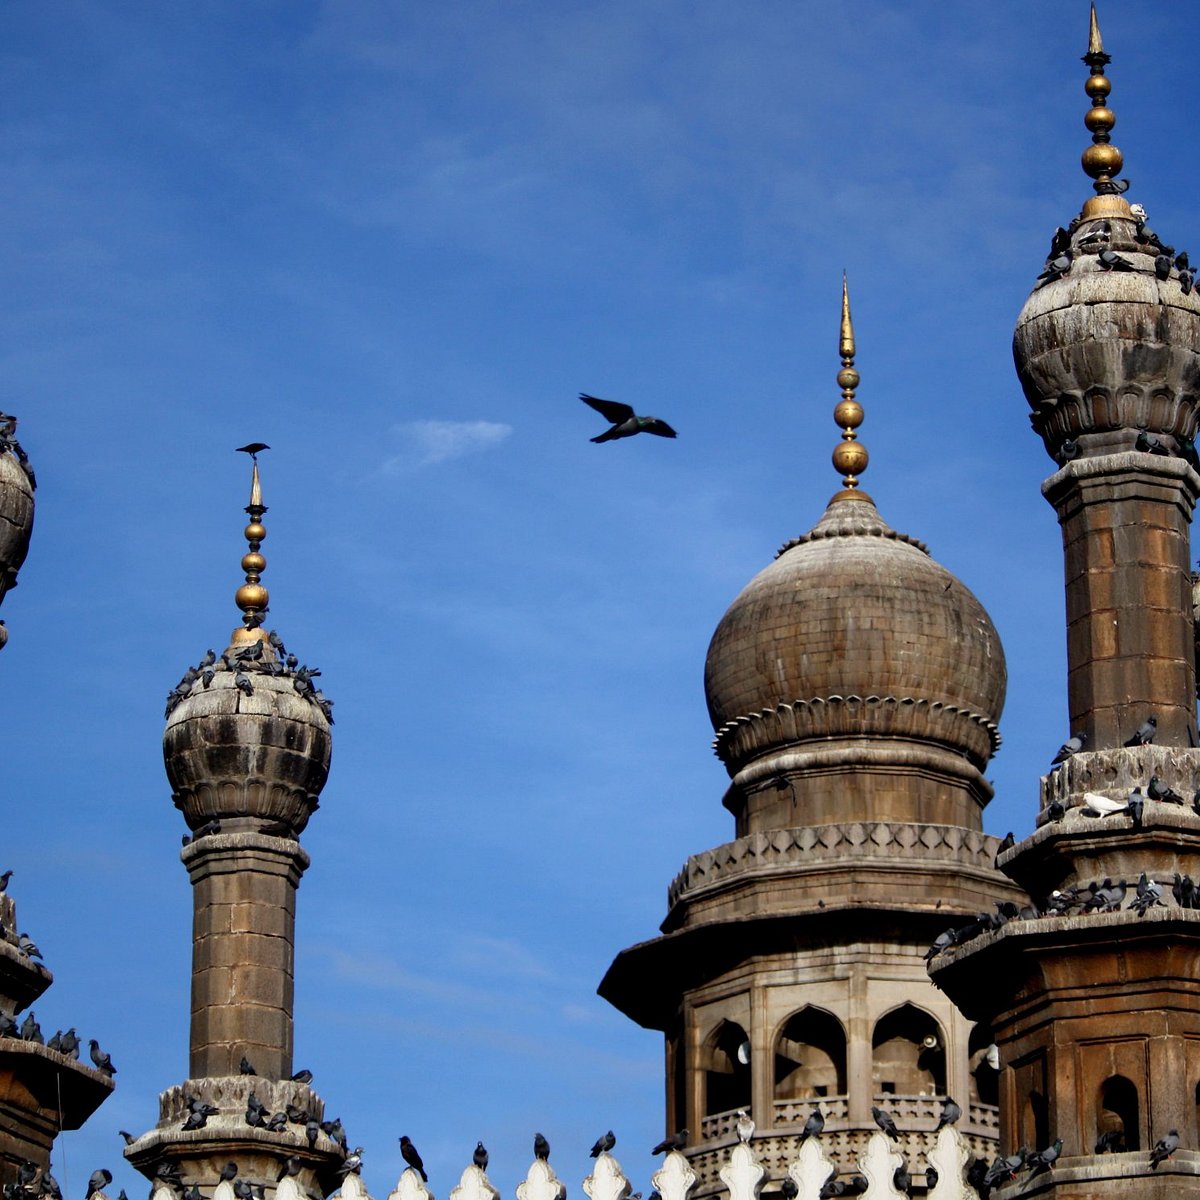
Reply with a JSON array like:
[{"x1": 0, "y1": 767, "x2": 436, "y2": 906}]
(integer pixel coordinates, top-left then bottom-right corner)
[
  {"x1": 1080, "y1": 3, "x2": 1125, "y2": 197},
  {"x1": 830, "y1": 275, "x2": 870, "y2": 503},
  {"x1": 232, "y1": 447, "x2": 269, "y2": 642}
]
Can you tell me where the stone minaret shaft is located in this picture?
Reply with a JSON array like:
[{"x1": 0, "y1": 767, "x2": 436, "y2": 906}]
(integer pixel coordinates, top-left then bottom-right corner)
[
  {"x1": 185, "y1": 832, "x2": 307, "y2": 1079},
  {"x1": 1046, "y1": 455, "x2": 1198, "y2": 749}
]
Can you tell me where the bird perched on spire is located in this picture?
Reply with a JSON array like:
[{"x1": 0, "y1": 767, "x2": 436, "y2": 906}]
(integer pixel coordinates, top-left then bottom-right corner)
[
  {"x1": 580, "y1": 395, "x2": 677, "y2": 443},
  {"x1": 235, "y1": 443, "x2": 270, "y2": 461}
]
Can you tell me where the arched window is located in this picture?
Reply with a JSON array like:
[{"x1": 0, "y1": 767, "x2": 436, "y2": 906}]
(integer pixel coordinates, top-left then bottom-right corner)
[
  {"x1": 968, "y1": 1023, "x2": 998, "y2": 1107},
  {"x1": 1098, "y1": 1075, "x2": 1139, "y2": 1151},
  {"x1": 774, "y1": 1006, "x2": 847, "y2": 1100},
  {"x1": 871, "y1": 1004, "x2": 946, "y2": 1096},
  {"x1": 702, "y1": 1020, "x2": 751, "y2": 1116}
]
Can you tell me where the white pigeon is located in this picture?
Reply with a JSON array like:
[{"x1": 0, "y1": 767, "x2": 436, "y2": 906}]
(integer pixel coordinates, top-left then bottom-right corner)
[
  {"x1": 735, "y1": 1109, "x2": 755, "y2": 1144},
  {"x1": 1082, "y1": 791, "x2": 1128, "y2": 815}
]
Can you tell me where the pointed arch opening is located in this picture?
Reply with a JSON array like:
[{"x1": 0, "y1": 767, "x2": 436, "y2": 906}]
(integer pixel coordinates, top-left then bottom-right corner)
[
  {"x1": 1098, "y1": 1075, "x2": 1139, "y2": 1152},
  {"x1": 773, "y1": 1005, "x2": 847, "y2": 1101},
  {"x1": 871, "y1": 1003, "x2": 945, "y2": 1096},
  {"x1": 968, "y1": 1022, "x2": 999, "y2": 1107},
  {"x1": 701, "y1": 1019, "x2": 751, "y2": 1117}
]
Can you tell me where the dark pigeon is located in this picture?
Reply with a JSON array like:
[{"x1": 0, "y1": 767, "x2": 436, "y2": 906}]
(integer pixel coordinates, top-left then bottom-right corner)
[
  {"x1": 1150, "y1": 1129, "x2": 1179, "y2": 1168},
  {"x1": 1052, "y1": 733, "x2": 1086, "y2": 765},
  {"x1": 1125, "y1": 716, "x2": 1157, "y2": 746},
  {"x1": 798, "y1": 1105, "x2": 825, "y2": 1143},
  {"x1": 580, "y1": 394, "x2": 677, "y2": 443},
  {"x1": 534, "y1": 1133, "x2": 550, "y2": 1161},
  {"x1": 399, "y1": 1137, "x2": 428, "y2": 1183},
  {"x1": 473, "y1": 1142, "x2": 488, "y2": 1171},
  {"x1": 651, "y1": 1130, "x2": 688, "y2": 1155},
  {"x1": 871, "y1": 1106, "x2": 900, "y2": 1142}
]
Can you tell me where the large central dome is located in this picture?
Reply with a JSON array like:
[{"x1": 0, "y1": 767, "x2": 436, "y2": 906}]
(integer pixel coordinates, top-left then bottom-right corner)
[{"x1": 704, "y1": 495, "x2": 1006, "y2": 776}]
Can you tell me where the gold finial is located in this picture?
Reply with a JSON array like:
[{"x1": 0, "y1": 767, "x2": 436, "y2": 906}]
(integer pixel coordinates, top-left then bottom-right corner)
[
  {"x1": 1080, "y1": 3, "x2": 1125, "y2": 200},
  {"x1": 232, "y1": 444, "x2": 270, "y2": 642},
  {"x1": 830, "y1": 274, "x2": 870, "y2": 503}
]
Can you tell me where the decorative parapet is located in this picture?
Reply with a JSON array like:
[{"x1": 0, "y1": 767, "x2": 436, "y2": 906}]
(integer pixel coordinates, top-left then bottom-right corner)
[
  {"x1": 669, "y1": 825, "x2": 1002, "y2": 909},
  {"x1": 718, "y1": 1143, "x2": 762, "y2": 1200},
  {"x1": 857, "y1": 1133, "x2": 905, "y2": 1199},
  {"x1": 582, "y1": 1153, "x2": 630, "y2": 1200},
  {"x1": 654, "y1": 1151, "x2": 696, "y2": 1200},
  {"x1": 785, "y1": 1139, "x2": 834, "y2": 1200},
  {"x1": 712, "y1": 695, "x2": 1000, "y2": 771},
  {"x1": 516, "y1": 1159, "x2": 564, "y2": 1200},
  {"x1": 449, "y1": 1164, "x2": 498, "y2": 1200},
  {"x1": 342, "y1": 1174, "x2": 373, "y2": 1200},
  {"x1": 1039, "y1": 745, "x2": 1200, "y2": 816},
  {"x1": 389, "y1": 1168, "x2": 434, "y2": 1200},
  {"x1": 926, "y1": 1126, "x2": 978, "y2": 1200},
  {"x1": 157, "y1": 1078, "x2": 325, "y2": 1128}
]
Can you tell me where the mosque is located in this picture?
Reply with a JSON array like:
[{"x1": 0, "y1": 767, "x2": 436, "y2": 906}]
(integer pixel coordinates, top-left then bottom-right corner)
[{"x1": 1, "y1": 5, "x2": 1199, "y2": 1199}]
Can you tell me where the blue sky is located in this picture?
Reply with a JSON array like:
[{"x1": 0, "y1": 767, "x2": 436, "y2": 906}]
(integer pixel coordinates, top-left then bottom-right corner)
[{"x1": 1, "y1": 1, "x2": 1198, "y2": 1196}]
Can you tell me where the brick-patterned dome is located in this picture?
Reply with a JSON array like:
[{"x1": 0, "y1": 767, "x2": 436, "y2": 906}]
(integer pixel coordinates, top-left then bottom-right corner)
[{"x1": 704, "y1": 496, "x2": 1006, "y2": 774}]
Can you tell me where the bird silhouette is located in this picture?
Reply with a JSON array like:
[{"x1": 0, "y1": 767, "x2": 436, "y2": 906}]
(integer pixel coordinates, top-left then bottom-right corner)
[{"x1": 580, "y1": 395, "x2": 677, "y2": 443}]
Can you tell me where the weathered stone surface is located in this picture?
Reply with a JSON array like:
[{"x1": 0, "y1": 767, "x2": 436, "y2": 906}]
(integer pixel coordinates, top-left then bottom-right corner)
[{"x1": 0, "y1": 450, "x2": 33, "y2": 608}]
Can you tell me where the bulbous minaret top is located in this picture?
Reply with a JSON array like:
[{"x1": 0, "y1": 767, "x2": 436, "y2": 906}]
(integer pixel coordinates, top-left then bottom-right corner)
[
  {"x1": 163, "y1": 451, "x2": 333, "y2": 835},
  {"x1": 704, "y1": 281, "x2": 1006, "y2": 833},
  {"x1": 1015, "y1": 3, "x2": 1200, "y2": 462},
  {"x1": 0, "y1": 412, "x2": 36, "y2": 639}
]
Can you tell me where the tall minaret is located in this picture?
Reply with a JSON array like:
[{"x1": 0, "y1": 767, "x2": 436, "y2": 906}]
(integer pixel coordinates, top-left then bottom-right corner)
[
  {"x1": 0, "y1": 418, "x2": 114, "y2": 1180},
  {"x1": 602, "y1": 283, "x2": 1022, "y2": 1195},
  {"x1": 932, "y1": 7, "x2": 1200, "y2": 1194},
  {"x1": 126, "y1": 452, "x2": 346, "y2": 1195}
]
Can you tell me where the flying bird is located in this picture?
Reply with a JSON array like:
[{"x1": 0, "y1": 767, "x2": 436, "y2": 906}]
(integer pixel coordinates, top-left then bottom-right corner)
[
  {"x1": 580, "y1": 394, "x2": 677, "y2": 443},
  {"x1": 399, "y1": 1137, "x2": 428, "y2": 1182}
]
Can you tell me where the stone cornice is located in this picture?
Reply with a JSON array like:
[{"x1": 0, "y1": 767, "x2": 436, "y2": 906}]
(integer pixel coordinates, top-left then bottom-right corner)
[
  {"x1": 712, "y1": 694, "x2": 1000, "y2": 769},
  {"x1": 668, "y1": 822, "x2": 1005, "y2": 910}
]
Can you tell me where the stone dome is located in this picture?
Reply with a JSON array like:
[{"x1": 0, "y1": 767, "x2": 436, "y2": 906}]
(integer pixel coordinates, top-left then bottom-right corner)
[
  {"x1": 163, "y1": 632, "x2": 331, "y2": 833},
  {"x1": 1014, "y1": 197, "x2": 1200, "y2": 460},
  {"x1": 704, "y1": 496, "x2": 1006, "y2": 775}
]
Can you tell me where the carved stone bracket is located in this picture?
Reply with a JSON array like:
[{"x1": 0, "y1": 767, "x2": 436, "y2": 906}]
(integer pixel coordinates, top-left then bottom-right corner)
[
  {"x1": 582, "y1": 1154, "x2": 630, "y2": 1200},
  {"x1": 449, "y1": 1165, "x2": 498, "y2": 1200},
  {"x1": 653, "y1": 1150, "x2": 696, "y2": 1200},
  {"x1": 516, "y1": 1159, "x2": 565, "y2": 1200},
  {"x1": 856, "y1": 1133, "x2": 905, "y2": 1199},
  {"x1": 926, "y1": 1127, "x2": 978, "y2": 1200},
  {"x1": 389, "y1": 1167, "x2": 434, "y2": 1200},
  {"x1": 787, "y1": 1139, "x2": 835, "y2": 1200},
  {"x1": 717, "y1": 1143, "x2": 761, "y2": 1200}
]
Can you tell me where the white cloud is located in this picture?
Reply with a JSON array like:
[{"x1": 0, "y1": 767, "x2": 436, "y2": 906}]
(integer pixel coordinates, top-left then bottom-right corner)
[{"x1": 384, "y1": 418, "x2": 512, "y2": 469}]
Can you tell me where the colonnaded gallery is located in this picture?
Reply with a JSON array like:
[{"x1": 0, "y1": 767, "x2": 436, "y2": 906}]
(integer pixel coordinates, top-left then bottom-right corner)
[{"x1": 1, "y1": 7, "x2": 1198, "y2": 1200}]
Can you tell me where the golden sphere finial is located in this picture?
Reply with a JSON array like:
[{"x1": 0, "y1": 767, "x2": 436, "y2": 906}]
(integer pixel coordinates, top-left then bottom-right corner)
[
  {"x1": 233, "y1": 445, "x2": 270, "y2": 629},
  {"x1": 1080, "y1": 4, "x2": 1126, "y2": 197},
  {"x1": 830, "y1": 274, "x2": 868, "y2": 501}
]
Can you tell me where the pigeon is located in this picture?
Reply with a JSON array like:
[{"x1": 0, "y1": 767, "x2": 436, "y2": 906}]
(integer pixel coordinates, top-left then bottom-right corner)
[
  {"x1": 1036, "y1": 253, "x2": 1072, "y2": 286},
  {"x1": 0, "y1": 1012, "x2": 16, "y2": 1038},
  {"x1": 1148, "y1": 776, "x2": 1185, "y2": 804},
  {"x1": 1026, "y1": 1137, "x2": 1064, "y2": 1178},
  {"x1": 286, "y1": 1104, "x2": 308, "y2": 1125},
  {"x1": 1128, "y1": 791, "x2": 1145, "y2": 830},
  {"x1": 181, "y1": 1111, "x2": 208, "y2": 1131},
  {"x1": 994, "y1": 832, "x2": 1015, "y2": 865},
  {"x1": 798, "y1": 1106, "x2": 825, "y2": 1144},
  {"x1": 780, "y1": 1179, "x2": 798, "y2": 1200},
  {"x1": 892, "y1": 1165, "x2": 910, "y2": 1195},
  {"x1": 118, "y1": 1132, "x2": 135, "y2": 1147},
  {"x1": 871, "y1": 1106, "x2": 900, "y2": 1142},
  {"x1": 1125, "y1": 716, "x2": 1158, "y2": 746},
  {"x1": 534, "y1": 1133, "x2": 550, "y2": 1161},
  {"x1": 86, "y1": 1171, "x2": 112, "y2": 1200},
  {"x1": 220, "y1": 1165, "x2": 238, "y2": 1183},
  {"x1": 0, "y1": 870, "x2": 11, "y2": 893},
  {"x1": 923, "y1": 1165, "x2": 937, "y2": 1191},
  {"x1": 264, "y1": 1112, "x2": 288, "y2": 1132},
  {"x1": 1177, "y1": 251, "x2": 1191, "y2": 272},
  {"x1": 1046, "y1": 798, "x2": 1066, "y2": 822},
  {"x1": 1051, "y1": 733, "x2": 1086, "y2": 765},
  {"x1": 984, "y1": 1148, "x2": 1028, "y2": 1186},
  {"x1": 338, "y1": 1148, "x2": 365, "y2": 1177},
  {"x1": 1095, "y1": 1129, "x2": 1124, "y2": 1153},
  {"x1": 1136, "y1": 430, "x2": 1170, "y2": 455},
  {"x1": 235, "y1": 443, "x2": 270, "y2": 460},
  {"x1": 89, "y1": 1040, "x2": 116, "y2": 1075},
  {"x1": 935, "y1": 1096, "x2": 961, "y2": 1130},
  {"x1": 1131, "y1": 874, "x2": 1165, "y2": 917},
  {"x1": 1182, "y1": 268, "x2": 1195, "y2": 295},
  {"x1": 473, "y1": 1142, "x2": 489, "y2": 1171},
  {"x1": 590, "y1": 1130, "x2": 616, "y2": 1157},
  {"x1": 580, "y1": 394, "x2": 677, "y2": 443},
  {"x1": 1155, "y1": 254, "x2": 1173, "y2": 280},
  {"x1": 1081, "y1": 791, "x2": 1131, "y2": 817},
  {"x1": 1098, "y1": 249, "x2": 1135, "y2": 271},
  {"x1": 306, "y1": 1120, "x2": 320, "y2": 1149},
  {"x1": 17, "y1": 933, "x2": 42, "y2": 960},
  {"x1": 399, "y1": 1137, "x2": 428, "y2": 1182},
  {"x1": 735, "y1": 1110, "x2": 755, "y2": 1143},
  {"x1": 234, "y1": 1184, "x2": 253, "y2": 1200},
  {"x1": 20, "y1": 1013, "x2": 42, "y2": 1043},
  {"x1": 1150, "y1": 1129, "x2": 1179, "y2": 1168},
  {"x1": 1057, "y1": 438, "x2": 1080, "y2": 463},
  {"x1": 184, "y1": 1188, "x2": 202, "y2": 1200},
  {"x1": 651, "y1": 1130, "x2": 687, "y2": 1155},
  {"x1": 276, "y1": 1158, "x2": 301, "y2": 1183},
  {"x1": 239, "y1": 1056, "x2": 256, "y2": 1076},
  {"x1": 290, "y1": 1068, "x2": 313, "y2": 1084}
]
